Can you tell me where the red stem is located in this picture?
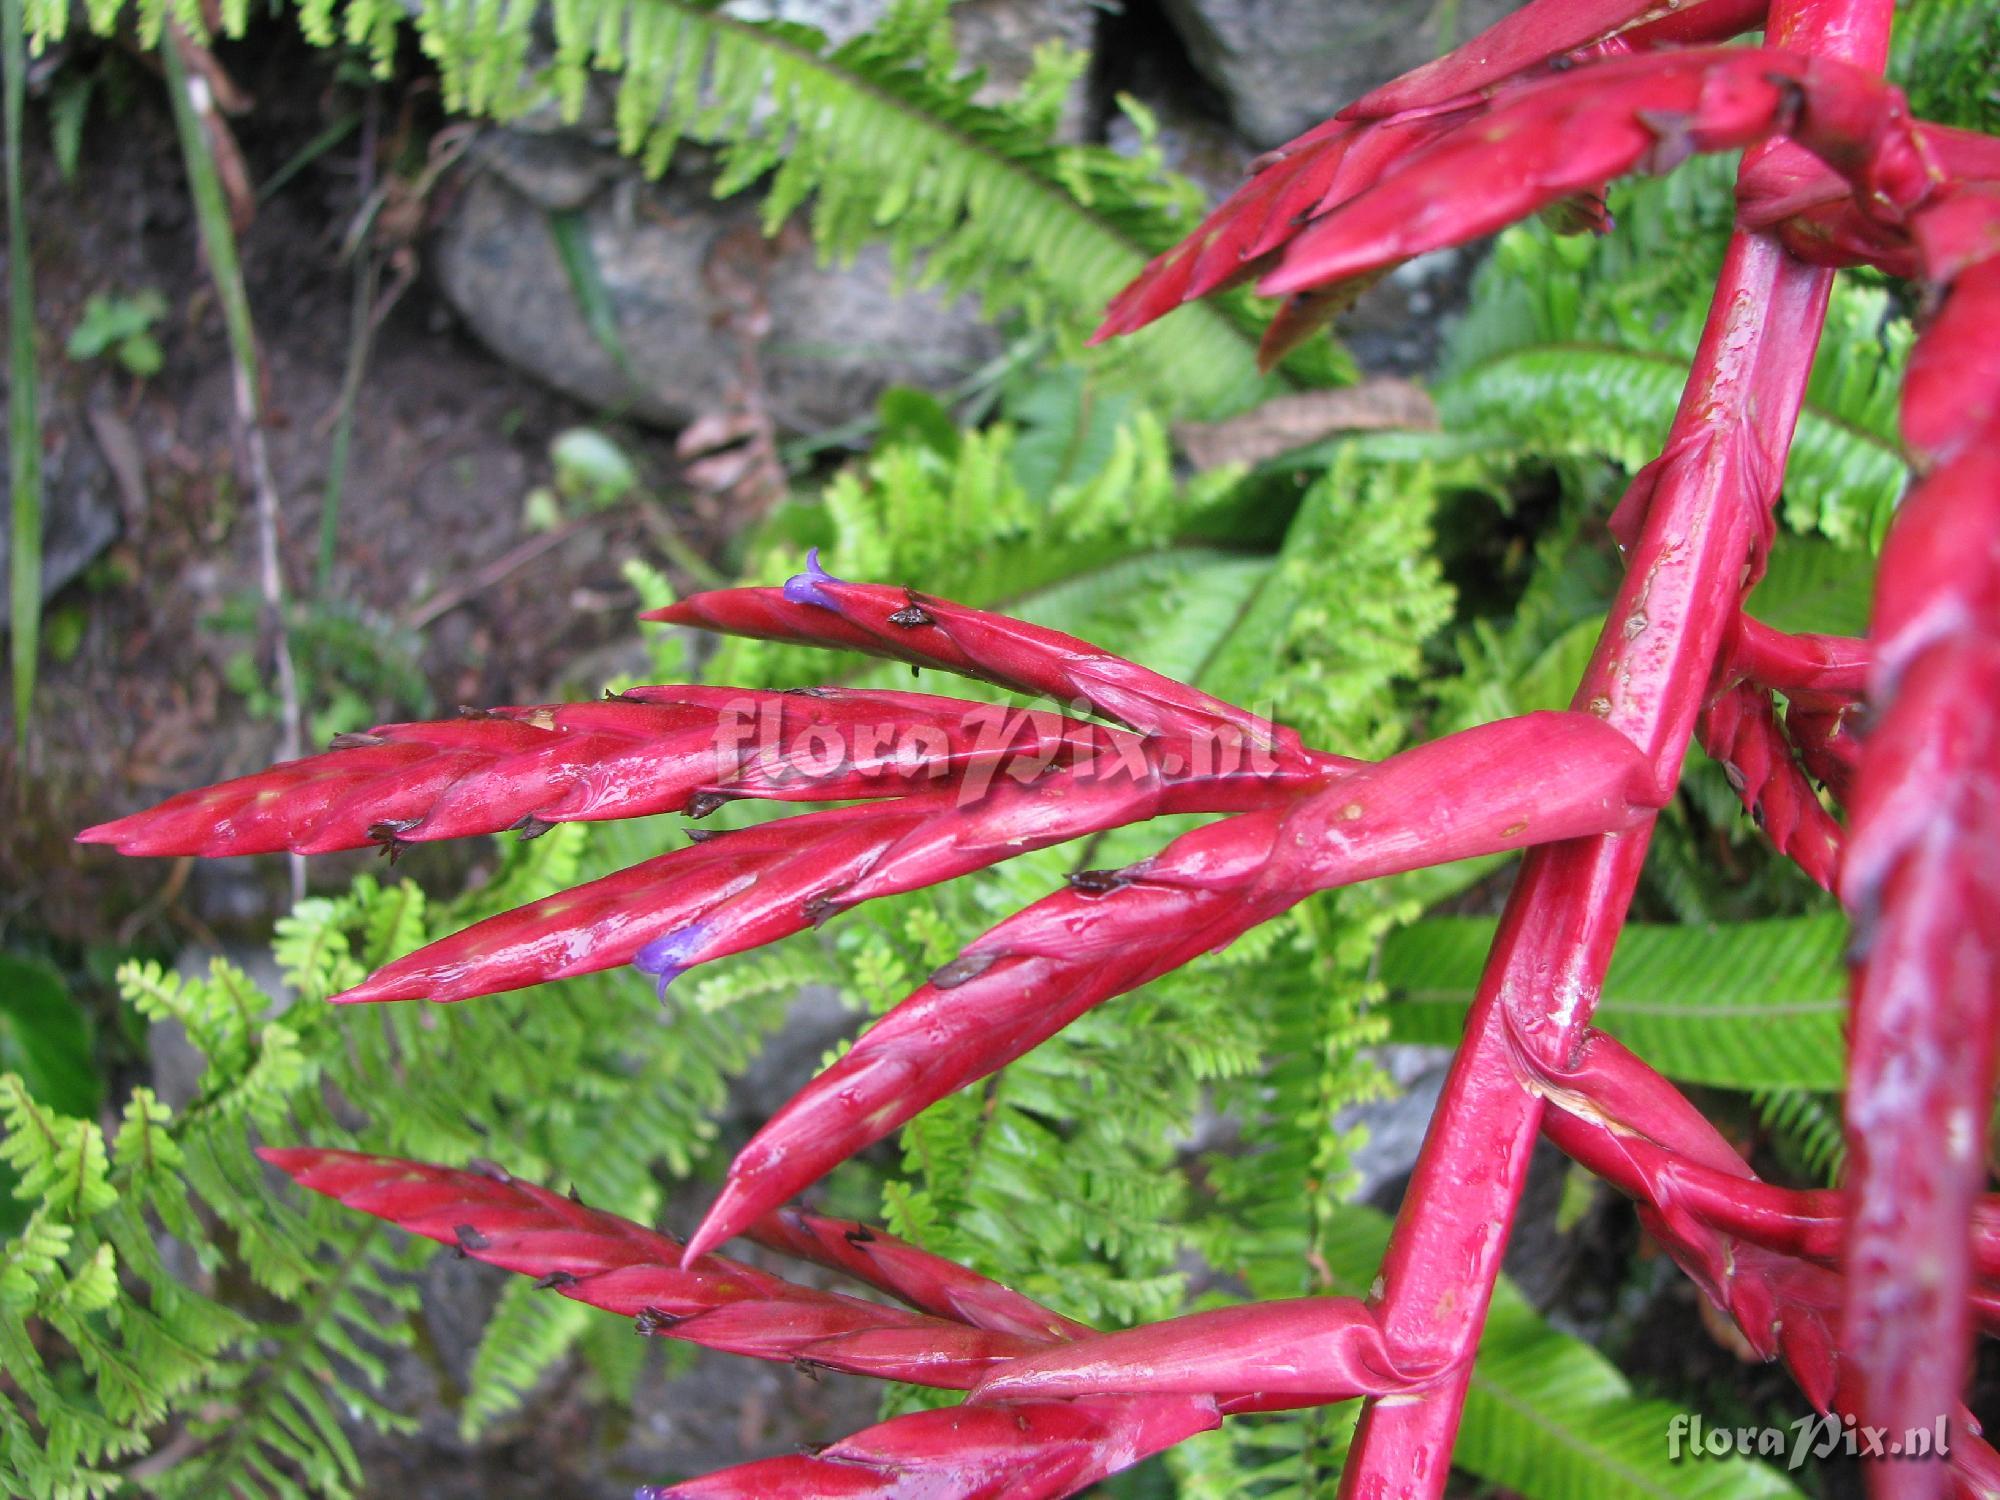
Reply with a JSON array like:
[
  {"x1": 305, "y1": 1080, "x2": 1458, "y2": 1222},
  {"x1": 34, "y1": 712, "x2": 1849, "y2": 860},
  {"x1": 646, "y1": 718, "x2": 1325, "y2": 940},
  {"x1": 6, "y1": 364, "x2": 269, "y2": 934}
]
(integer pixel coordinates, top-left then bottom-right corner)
[
  {"x1": 1841, "y1": 644, "x2": 2000, "y2": 1497},
  {"x1": 1339, "y1": 6, "x2": 1889, "y2": 1491},
  {"x1": 1732, "y1": 615, "x2": 1871, "y2": 707},
  {"x1": 1532, "y1": 1039, "x2": 2000, "y2": 1284}
]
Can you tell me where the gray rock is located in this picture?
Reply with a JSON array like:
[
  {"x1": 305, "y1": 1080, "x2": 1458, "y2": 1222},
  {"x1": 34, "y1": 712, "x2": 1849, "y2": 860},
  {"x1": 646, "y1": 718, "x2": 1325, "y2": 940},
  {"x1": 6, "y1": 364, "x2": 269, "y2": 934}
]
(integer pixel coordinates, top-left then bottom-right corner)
[
  {"x1": 1342, "y1": 1044, "x2": 1452, "y2": 1204},
  {"x1": 1342, "y1": 246, "x2": 1480, "y2": 376},
  {"x1": 1158, "y1": 0, "x2": 1518, "y2": 148},
  {"x1": 0, "y1": 418, "x2": 121, "y2": 624},
  {"x1": 953, "y1": 0, "x2": 1098, "y2": 114},
  {"x1": 722, "y1": 0, "x2": 887, "y2": 39},
  {"x1": 431, "y1": 0, "x2": 1104, "y2": 431},
  {"x1": 433, "y1": 162, "x2": 1002, "y2": 434},
  {"x1": 477, "y1": 129, "x2": 625, "y2": 213},
  {"x1": 723, "y1": 983, "x2": 857, "y2": 1138},
  {"x1": 1105, "y1": 89, "x2": 1255, "y2": 205}
]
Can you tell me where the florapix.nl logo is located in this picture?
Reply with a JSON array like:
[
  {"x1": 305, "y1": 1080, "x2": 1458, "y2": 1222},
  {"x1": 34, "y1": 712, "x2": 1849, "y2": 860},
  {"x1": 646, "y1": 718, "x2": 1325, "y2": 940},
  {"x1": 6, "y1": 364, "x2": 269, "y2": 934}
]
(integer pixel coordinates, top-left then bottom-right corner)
[
  {"x1": 698, "y1": 695, "x2": 1291, "y2": 809},
  {"x1": 1668, "y1": 1412, "x2": 1952, "y2": 1471}
]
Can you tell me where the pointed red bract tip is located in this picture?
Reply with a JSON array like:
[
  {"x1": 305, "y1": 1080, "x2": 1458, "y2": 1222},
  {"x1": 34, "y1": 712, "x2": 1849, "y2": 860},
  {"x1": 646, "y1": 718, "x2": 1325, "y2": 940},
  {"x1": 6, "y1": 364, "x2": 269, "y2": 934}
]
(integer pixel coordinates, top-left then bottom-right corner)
[
  {"x1": 327, "y1": 974, "x2": 427, "y2": 1005},
  {"x1": 680, "y1": 1164, "x2": 785, "y2": 1269},
  {"x1": 1261, "y1": 53, "x2": 1789, "y2": 300}
]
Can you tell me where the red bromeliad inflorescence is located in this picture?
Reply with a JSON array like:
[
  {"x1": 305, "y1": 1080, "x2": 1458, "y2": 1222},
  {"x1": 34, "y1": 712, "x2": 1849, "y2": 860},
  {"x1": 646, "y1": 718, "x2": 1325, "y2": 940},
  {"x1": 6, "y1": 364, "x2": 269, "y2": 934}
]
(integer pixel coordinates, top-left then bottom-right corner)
[{"x1": 79, "y1": 0, "x2": 2000, "y2": 1493}]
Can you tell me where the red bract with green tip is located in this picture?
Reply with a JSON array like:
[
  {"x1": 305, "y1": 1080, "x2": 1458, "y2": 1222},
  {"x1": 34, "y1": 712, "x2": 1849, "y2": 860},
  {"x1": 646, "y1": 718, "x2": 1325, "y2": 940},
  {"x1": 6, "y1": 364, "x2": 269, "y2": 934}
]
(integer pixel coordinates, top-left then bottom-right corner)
[{"x1": 83, "y1": 0, "x2": 2000, "y2": 1492}]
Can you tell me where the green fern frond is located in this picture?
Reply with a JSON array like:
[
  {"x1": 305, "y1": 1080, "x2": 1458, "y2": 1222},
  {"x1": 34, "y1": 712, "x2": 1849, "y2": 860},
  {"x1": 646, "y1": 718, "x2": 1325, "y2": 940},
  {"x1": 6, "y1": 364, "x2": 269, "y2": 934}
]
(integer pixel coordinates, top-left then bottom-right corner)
[
  {"x1": 1190, "y1": 445, "x2": 1456, "y2": 1283},
  {"x1": 1381, "y1": 914, "x2": 1849, "y2": 1091},
  {"x1": 846, "y1": 840, "x2": 1232, "y2": 1328},
  {"x1": 0, "y1": 1081, "x2": 115, "y2": 1218},
  {"x1": 1440, "y1": 342, "x2": 1905, "y2": 548},
  {"x1": 1198, "y1": 445, "x2": 1456, "y2": 755},
  {"x1": 460, "y1": 1277, "x2": 596, "y2": 1439},
  {"x1": 1744, "y1": 535, "x2": 1876, "y2": 638},
  {"x1": 2, "y1": 808, "x2": 795, "y2": 1493},
  {"x1": 708, "y1": 371, "x2": 1249, "y2": 690},
  {"x1": 600, "y1": 0, "x2": 1281, "y2": 411},
  {"x1": 700, "y1": 423, "x2": 1453, "y2": 1378},
  {"x1": 1142, "y1": 448, "x2": 1453, "y2": 1496},
  {"x1": 1753, "y1": 1089, "x2": 1849, "y2": 1185},
  {"x1": 1440, "y1": 157, "x2": 1910, "y2": 547},
  {"x1": 1891, "y1": 0, "x2": 2000, "y2": 134}
]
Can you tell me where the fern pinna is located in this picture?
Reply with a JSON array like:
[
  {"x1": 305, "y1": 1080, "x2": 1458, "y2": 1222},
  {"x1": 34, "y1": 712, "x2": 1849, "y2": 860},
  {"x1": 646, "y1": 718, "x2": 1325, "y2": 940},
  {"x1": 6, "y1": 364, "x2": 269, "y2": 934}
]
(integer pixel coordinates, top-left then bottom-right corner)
[{"x1": 71, "y1": 0, "x2": 2000, "y2": 1492}]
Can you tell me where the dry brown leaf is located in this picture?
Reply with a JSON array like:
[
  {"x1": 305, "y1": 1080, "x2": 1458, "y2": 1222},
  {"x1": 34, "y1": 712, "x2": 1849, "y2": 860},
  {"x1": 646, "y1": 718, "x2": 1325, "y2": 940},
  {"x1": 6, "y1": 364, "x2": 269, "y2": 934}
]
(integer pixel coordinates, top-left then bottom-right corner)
[{"x1": 1173, "y1": 379, "x2": 1438, "y2": 471}]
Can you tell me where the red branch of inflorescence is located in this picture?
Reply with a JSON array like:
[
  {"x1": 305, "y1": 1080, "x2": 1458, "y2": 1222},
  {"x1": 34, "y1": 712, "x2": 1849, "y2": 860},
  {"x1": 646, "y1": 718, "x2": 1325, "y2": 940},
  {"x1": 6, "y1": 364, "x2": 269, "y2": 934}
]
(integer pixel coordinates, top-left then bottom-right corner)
[{"x1": 78, "y1": 0, "x2": 2000, "y2": 1493}]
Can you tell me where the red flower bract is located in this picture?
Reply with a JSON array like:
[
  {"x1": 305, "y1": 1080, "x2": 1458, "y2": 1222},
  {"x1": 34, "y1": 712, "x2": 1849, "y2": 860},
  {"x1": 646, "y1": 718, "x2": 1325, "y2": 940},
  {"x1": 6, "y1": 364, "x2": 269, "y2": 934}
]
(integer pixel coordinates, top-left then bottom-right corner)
[{"x1": 86, "y1": 0, "x2": 2000, "y2": 1493}]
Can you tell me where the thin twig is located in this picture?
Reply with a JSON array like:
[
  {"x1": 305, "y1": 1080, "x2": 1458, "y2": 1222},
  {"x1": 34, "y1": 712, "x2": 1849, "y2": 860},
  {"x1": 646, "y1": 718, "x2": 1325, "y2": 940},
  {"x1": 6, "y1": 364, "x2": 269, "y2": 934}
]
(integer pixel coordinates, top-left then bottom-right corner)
[
  {"x1": 402, "y1": 517, "x2": 589, "y2": 632},
  {"x1": 164, "y1": 27, "x2": 305, "y2": 901},
  {"x1": 316, "y1": 253, "x2": 378, "y2": 591},
  {"x1": 114, "y1": 855, "x2": 193, "y2": 948},
  {"x1": 633, "y1": 496, "x2": 727, "y2": 589}
]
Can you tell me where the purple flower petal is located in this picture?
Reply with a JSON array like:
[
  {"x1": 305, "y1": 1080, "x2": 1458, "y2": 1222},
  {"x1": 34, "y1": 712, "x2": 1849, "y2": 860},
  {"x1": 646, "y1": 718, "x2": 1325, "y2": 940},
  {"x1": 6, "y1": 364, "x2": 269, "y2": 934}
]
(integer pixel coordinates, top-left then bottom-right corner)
[
  {"x1": 634, "y1": 923, "x2": 711, "y2": 998},
  {"x1": 782, "y1": 548, "x2": 845, "y2": 611}
]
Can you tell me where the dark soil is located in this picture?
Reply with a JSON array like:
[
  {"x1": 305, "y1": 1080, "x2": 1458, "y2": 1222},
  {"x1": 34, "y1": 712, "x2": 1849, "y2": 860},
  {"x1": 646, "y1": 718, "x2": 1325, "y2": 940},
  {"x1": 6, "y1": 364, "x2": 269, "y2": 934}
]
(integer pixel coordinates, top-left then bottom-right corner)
[{"x1": 2, "y1": 30, "x2": 734, "y2": 951}]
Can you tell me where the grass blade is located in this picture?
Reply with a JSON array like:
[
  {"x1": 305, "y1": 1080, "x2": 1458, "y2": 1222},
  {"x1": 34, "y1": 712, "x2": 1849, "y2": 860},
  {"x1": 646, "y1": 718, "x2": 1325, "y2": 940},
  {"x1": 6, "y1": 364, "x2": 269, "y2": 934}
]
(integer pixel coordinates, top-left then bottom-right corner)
[
  {"x1": 547, "y1": 207, "x2": 643, "y2": 409},
  {"x1": 5, "y1": 0, "x2": 41, "y2": 749}
]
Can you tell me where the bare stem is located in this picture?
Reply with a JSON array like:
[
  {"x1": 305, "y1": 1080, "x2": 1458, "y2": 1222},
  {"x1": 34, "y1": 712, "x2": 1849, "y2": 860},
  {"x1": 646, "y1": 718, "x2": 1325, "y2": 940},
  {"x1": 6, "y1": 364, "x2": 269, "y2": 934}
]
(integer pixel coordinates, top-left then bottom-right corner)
[{"x1": 163, "y1": 30, "x2": 305, "y2": 902}]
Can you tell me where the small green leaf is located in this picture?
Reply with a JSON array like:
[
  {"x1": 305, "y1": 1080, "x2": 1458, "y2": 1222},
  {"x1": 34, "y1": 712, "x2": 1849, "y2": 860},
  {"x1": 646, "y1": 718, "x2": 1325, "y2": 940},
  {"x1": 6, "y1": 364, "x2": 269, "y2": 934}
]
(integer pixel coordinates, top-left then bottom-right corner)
[
  {"x1": 550, "y1": 427, "x2": 640, "y2": 511},
  {"x1": 547, "y1": 210, "x2": 642, "y2": 401},
  {"x1": 60, "y1": 1242, "x2": 118, "y2": 1313},
  {"x1": 1005, "y1": 365, "x2": 1140, "y2": 495},
  {"x1": 66, "y1": 289, "x2": 168, "y2": 364},
  {"x1": 0, "y1": 1214, "x2": 71, "y2": 1305},
  {"x1": 42, "y1": 603, "x2": 86, "y2": 662},
  {"x1": 0, "y1": 954, "x2": 99, "y2": 1119},
  {"x1": 1554, "y1": 1162, "x2": 1598, "y2": 1234},
  {"x1": 0, "y1": 1077, "x2": 116, "y2": 1219},
  {"x1": 112, "y1": 1087, "x2": 181, "y2": 1188},
  {"x1": 117, "y1": 330, "x2": 164, "y2": 378},
  {"x1": 876, "y1": 385, "x2": 961, "y2": 458},
  {"x1": 47, "y1": 69, "x2": 93, "y2": 181},
  {"x1": 1512, "y1": 616, "x2": 1606, "y2": 714}
]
